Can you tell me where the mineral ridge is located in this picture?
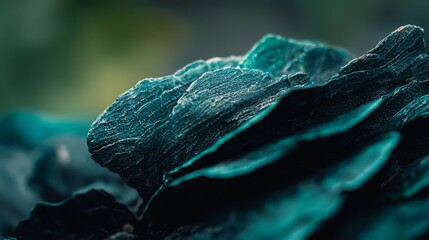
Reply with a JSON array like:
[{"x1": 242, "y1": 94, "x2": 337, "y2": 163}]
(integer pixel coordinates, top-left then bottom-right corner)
[{"x1": 13, "y1": 25, "x2": 429, "y2": 240}]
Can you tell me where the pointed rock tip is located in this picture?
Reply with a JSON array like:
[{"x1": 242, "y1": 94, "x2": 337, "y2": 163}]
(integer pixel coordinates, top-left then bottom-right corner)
[
  {"x1": 336, "y1": 25, "x2": 426, "y2": 76},
  {"x1": 393, "y1": 25, "x2": 424, "y2": 42},
  {"x1": 370, "y1": 25, "x2": 425, "y2": 54},
  {"x1": 394, "y1": 24, "x2": 423, "y2": 34},
  {"x1": 248, "y1": 34, "x2": 287, "y2": 48}
]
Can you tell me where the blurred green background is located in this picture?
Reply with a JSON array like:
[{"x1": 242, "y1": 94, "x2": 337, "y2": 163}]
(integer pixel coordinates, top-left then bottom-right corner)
[{"x1": 1, "y1": 0, "x2": 428, "y2": 115}]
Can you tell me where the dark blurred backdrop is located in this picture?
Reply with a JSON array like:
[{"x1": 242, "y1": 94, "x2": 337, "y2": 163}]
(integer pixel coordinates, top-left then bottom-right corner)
[{"x1": 1, "y1": 0, "x2": 428, "y2": 114}]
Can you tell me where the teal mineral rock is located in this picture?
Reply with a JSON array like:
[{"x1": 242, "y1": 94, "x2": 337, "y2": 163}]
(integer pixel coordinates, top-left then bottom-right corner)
[
  {"x1": 15, "y1": 190, "x2": 137, "y2": 240},
  {"x1": 87, "y1": 38, "x2": 352, "y2": 201},
  {"x1": 240, "y1": 34, "x2": 352, "y2": 84},
  {"x1": 13, "y1": 25, "x2": 429, "y2": 240}
]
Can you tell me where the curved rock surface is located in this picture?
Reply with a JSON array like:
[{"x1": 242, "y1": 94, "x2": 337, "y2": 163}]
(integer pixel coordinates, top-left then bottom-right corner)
[
  {"x1": 87, "y1": 39, "x2": 352, "y2": 201},
  {"x1": 12, "y1": 25, "x2": 426, "y2": 239}
]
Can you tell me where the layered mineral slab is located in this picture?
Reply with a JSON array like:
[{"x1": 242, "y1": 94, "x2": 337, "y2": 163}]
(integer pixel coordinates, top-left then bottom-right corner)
[
  {"x1": 87, "y1": 36, "x2": 352, "y2": 201},
  {"x1": 13, "y1": 25, "x2": 429, "y2": 239}
]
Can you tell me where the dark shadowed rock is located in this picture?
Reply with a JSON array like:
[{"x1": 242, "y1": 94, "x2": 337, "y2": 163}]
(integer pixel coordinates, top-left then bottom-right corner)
[
  {"x1": 0, "y1": 112, "x2": 138, "y2": 238},
  {"x1": 15, "y1": 190, "x2": 137, "y2": 240},
  {"x1": 81, "y1": 25, "x2": 429, "y2": 239},
  {"x1": 87, "y1": 40, "x2": 351, "y2": 201},
  {"x1": 138, "y1": 25, "x2": 429, "y2": 239},
  {"x1": 168, "y1": 24, "x2": 429, "y2": 182},
  {"x1": 309, "y1": 116, "x2": 429, "y2": 240}
]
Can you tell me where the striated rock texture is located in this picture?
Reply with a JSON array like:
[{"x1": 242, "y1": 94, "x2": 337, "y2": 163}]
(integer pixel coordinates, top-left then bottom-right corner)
[
  {"x1": 15, "y1": 25, "x2": 429, "y2": 239},
  {"x1": 87, "y1": 37, "x2": 352, "y2": 201},
  {"x1": 240, "y1": 34, "x2": 352, "y2": 84},
  {"x1": 138, "y1": 25, "x2": 429, "y2": 239}
]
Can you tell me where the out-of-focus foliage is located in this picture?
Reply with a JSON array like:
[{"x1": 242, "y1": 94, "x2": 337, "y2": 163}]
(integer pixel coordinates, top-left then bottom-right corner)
[
  {"x1": 0, "y1": 0, "x2": 188, "y2": 114},
  {"x1": 0, "y1": 111, "x2": 138, "y2": 237},
  {"x1": 1, "y1": 0, "x2": 429, "y2": 114}
]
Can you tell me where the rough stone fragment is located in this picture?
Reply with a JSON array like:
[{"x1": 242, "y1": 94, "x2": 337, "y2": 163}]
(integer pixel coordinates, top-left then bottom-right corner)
[
  {"x1": 87, "y1": 57, "x2": 242, "y2": 199},
  {"x1": 240, "y1": 34, "x2": 353, "y2": 84},
  {"x1": 312, "y1": 181, "x2": 429, "y2": 240},
  {"x1": 79, "y1": 24, "x2": 429, "y2": 239},
  {"x1": 169, "y1": 25, "x2": 429, "y2": 181},
  {"x1": 384, "y1": 117, "x2": 429, "y2": 199},
  {"x1": 167, "y1": 98, "x2": 384, "y2": 183},
  {"x1": 87, "y1": 34, "x2": 353, "y2": 201},
  {"x1": 138, "y1": 25, "x2": 429, "y2": 238},
  {"x1": 145, "y1": 93, "x2": 429, "y2": 238},
  {"x1": 87, "y1": 57, "x2": 310, "y2": 200},
  {"x1": 15, "y1": 190, "x2": 137, "y2": 240},
  {"x1": 141, "y1": 130, "x2": 399, "y2": 239},
  {"x1": 309, "y1": 116, "x2": 429, "y2": 240}
]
